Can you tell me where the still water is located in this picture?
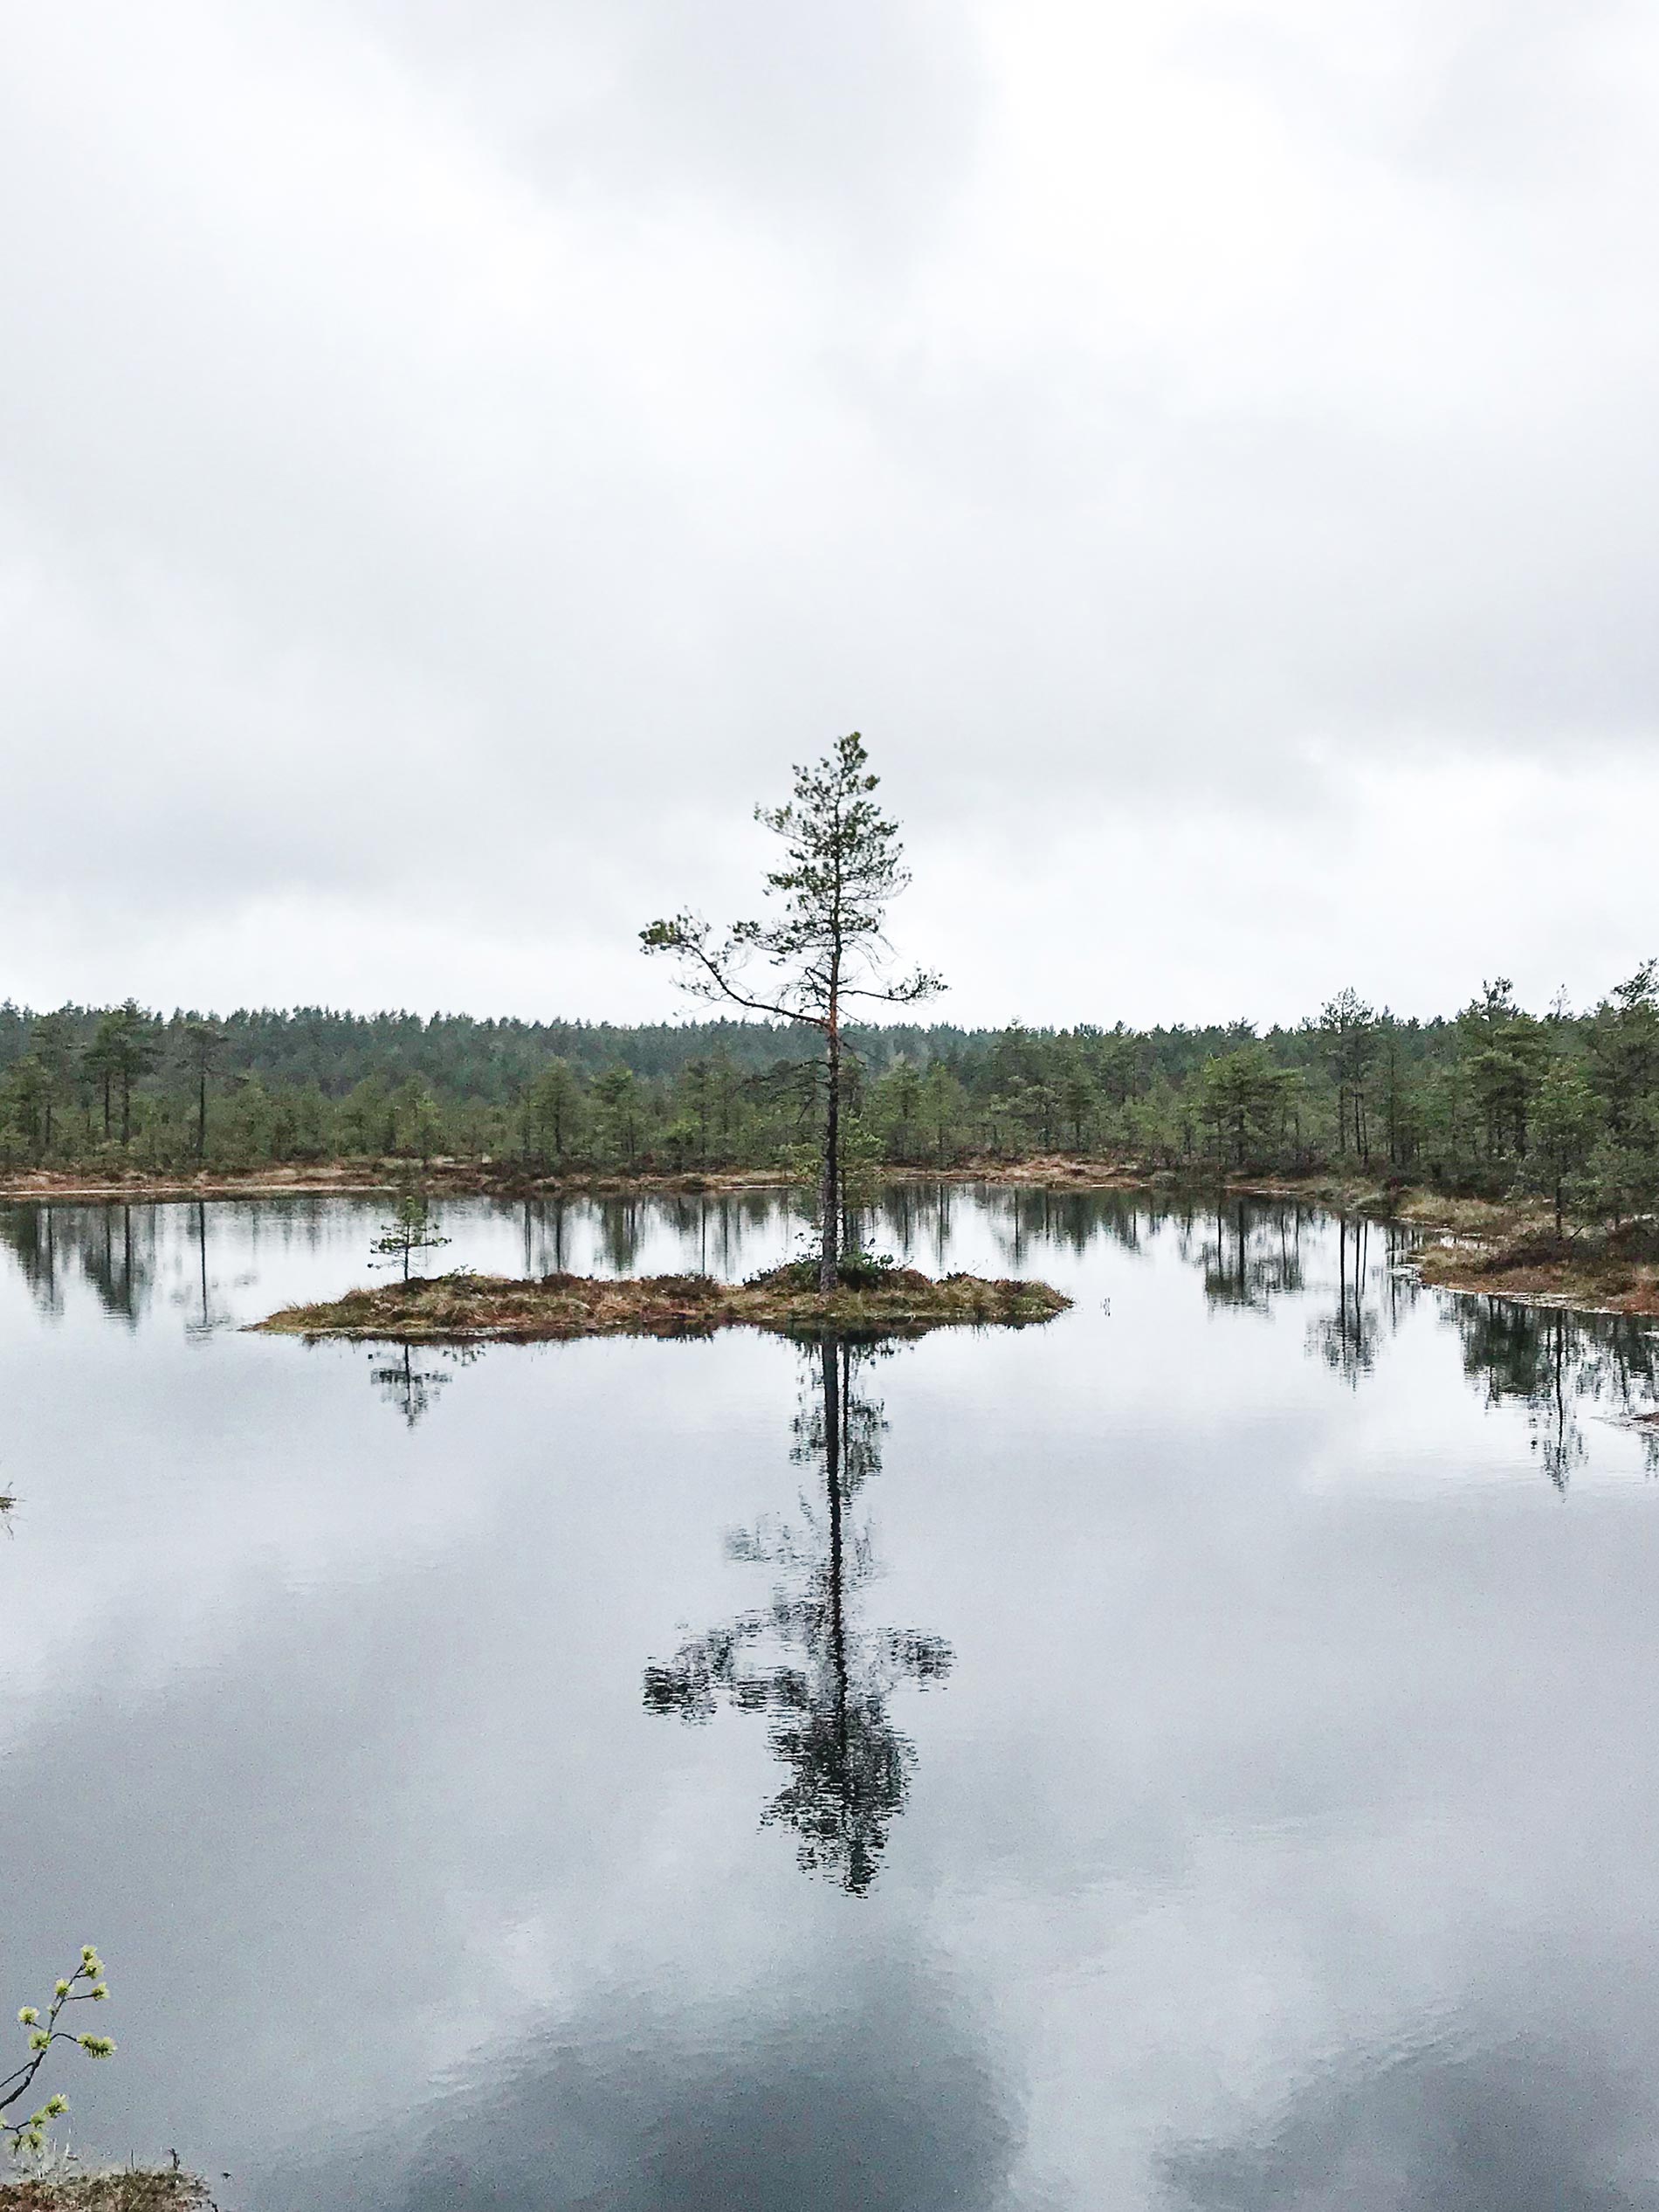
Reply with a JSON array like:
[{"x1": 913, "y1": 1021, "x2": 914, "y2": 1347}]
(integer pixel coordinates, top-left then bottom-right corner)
[{"x1": 4, "y1": 1187, "x2": 1659, "y2": 2210}]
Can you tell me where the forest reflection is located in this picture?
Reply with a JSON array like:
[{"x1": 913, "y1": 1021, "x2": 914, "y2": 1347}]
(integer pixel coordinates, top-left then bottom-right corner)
[
  {"x1": 512, "y1": 1190, "x2": 787, "y2": 1282},
  {"x1": 1306, "y1": 1215, "x2": 1389, "y2": 1387},
  {"x1": 4, "y1": 1191, "x2": 1659, "y2": 1483},
  {"x1": 0, "y1": 1202, "x2": 155, "y2": 1326},
  {"x1": 643, "y1": 1337, "x2": 952, "y2": 1895},
  {"x1": 1449, "y1": 1296, "x2": 1659, "y2": 1489},
  {"x1": 0, "y1": 1196, "x2": 338, "y2": 1331},
  {"x1": 1183, "y1": 1199, "x2": 1308, "y2": 1314}
]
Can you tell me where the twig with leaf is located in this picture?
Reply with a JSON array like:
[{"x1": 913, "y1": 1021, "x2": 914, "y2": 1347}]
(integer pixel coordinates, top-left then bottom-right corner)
[{"x1": 1, "y1": 1951, "x2": 115, "y2": 2160}]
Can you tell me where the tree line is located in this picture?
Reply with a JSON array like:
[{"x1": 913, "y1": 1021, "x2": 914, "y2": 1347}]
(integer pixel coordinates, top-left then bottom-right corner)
[{"x1": 4, "y1": 971, "x2": 1657, "y2": 1218}]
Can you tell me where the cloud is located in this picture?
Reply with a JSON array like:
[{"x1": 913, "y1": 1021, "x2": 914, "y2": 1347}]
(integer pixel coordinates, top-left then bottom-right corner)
[{"x1": 3, "y1": 0, "x2": 1659, "y2": 1022}]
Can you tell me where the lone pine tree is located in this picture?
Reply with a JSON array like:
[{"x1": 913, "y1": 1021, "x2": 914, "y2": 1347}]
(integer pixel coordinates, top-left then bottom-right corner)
[
  {"x1": 642, "y1": 733, "x2": 942, "y2": 1291},
  {"x1": 370, "y1": 1189, "x2": 451, "y2": 1282}
]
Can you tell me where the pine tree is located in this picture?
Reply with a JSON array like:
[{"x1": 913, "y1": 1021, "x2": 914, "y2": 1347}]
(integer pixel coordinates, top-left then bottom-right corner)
[
  {"x1": 643, "y1": 734, "x2": 942, "y2": 1289},
  {"x1": 180, "y1": 1019, "x2": 226, "y2": 1159},
  {"x1": 370, "y1": 1190, "x2": 451, "y2": 1282}
]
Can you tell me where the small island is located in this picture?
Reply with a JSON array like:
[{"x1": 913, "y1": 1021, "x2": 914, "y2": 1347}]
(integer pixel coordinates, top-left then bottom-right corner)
[
  {"x1": 251, "y1": 1262, "x2": 1072, "y2": 1344},
  {"x1": 1412, "y1": 1230, "x2": 1659, "y2": 1315}
]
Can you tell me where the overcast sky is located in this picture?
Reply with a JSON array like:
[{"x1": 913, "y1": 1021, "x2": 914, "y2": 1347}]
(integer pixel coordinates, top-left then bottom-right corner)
[{"x1": 3, "y1": 0, "x2": 1657, "y2": 1030}]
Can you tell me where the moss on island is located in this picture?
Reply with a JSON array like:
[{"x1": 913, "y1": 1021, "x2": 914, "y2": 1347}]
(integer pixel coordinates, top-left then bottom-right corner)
[{"x1": 251, "y1": 1261, "x2": 1072, "y2": 1343}]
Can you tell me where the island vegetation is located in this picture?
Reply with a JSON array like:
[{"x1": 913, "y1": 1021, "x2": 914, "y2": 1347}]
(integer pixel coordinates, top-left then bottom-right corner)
[{"x1": 255, "y1": 1260, "x2": 1070, "y2": 1343}]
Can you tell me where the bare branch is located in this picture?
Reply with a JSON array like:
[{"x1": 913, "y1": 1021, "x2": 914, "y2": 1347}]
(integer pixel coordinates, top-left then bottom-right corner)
[{"x1": 641, "y1": 914, "x2": 826, "y2": 1030}]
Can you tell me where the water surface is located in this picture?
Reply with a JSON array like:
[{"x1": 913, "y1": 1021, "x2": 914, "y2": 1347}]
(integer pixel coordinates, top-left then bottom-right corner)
[{"x1": 3, "y1": 1188, "x2": 1659, "y2": 2209}]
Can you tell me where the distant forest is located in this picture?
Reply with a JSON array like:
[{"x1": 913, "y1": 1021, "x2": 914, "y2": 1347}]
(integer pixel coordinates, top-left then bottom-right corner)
[{"x1": 2, "y1": 977, "x2": 1656, "y2": 1217}]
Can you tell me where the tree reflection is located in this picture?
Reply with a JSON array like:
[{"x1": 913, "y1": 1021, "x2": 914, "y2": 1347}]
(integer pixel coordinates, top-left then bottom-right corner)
[
  {"x1": 84, "y1": 1206, "x2": 151, "y2": 1326},
  {"x1": 520, "y1": 1196, "x2": 571, "y2": 1278},
  {"x1": 0, "y1": 1203, "x2": 154, "y2": 1326},
  {"x1": 598, "y1": 1199, "x2": 643, "y2": 1277},
  {"x1": 1307, "y1": 1215, "x2": 1384, "y2": 1385},
  {"x1": 986, "y1": 1185, "x2": 1147, "y2": 1273},
  {"x1": 368, "y1": 1341, "x2": 480, "y2": 1428},
  {"x1": 0, "y1": 1204, "x2": 64, "y2": 1320},
  {"x1": 1193, "y1": 1200, "x2": 1306, "y2": 1313},
  {"x1": 1449, "y1": 1295, "x2": 1659, "y2": 1491},
  {"x1": 370, "y1": 1345, "x2": 450, "y2": 1429},
  {"x1": 644, "y1": 1337, "x2": 952, "y2": 1895},
  {"x1": 183, "y1": 1199, "x2": 233, "y2": 1340}
]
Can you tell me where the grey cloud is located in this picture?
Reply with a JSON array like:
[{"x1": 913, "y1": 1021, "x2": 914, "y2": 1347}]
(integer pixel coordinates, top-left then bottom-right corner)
[
  {"x1": 4, "y1": 0, "x2": 1659, "y2": 1016},
  {"x1": 348, "y1": 0, "x2": 986, "y2": 266}
]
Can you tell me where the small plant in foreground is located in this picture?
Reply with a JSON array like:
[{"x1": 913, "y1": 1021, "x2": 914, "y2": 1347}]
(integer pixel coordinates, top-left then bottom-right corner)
[{"x1": 2, "y1": 1951, "x2": 114, "y2": 2160}]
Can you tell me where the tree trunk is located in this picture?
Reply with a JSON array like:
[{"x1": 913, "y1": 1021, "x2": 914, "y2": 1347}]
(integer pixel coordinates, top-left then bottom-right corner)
[
  {"x1": 197, "y1": 1072, "x2": 208, "y2": 1159},
  {"x1": 820, "y1": 1010, "x2": 841, "y2": 1292}
]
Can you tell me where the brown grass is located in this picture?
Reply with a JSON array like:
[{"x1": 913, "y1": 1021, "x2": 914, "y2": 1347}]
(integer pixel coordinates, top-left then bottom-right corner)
[
  {"x1": 0, "y1": 2174, "x2": 211, "y2": 2212},
  {"x1": 251, "y1": 1264, "x2": 1072, "y2": 1343}
]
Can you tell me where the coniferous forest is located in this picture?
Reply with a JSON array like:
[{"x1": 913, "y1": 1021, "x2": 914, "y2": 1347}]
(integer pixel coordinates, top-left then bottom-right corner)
[{"x1": 2, "y1": 973, "x2": 1656, "y2": 1223}]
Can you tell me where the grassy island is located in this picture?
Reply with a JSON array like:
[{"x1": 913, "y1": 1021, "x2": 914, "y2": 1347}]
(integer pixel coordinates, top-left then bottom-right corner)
[
  {"x1": 1412, "y1": 1231, "x2": 1659, "y2": 1316},
  {"x1": 251, "y1": 1262, "x2": 1072, "y2": 1344}
]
